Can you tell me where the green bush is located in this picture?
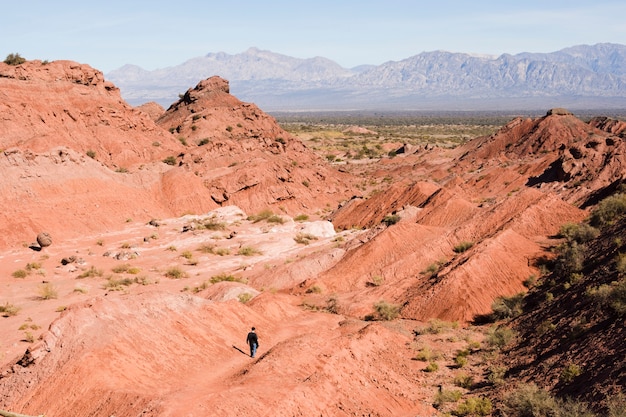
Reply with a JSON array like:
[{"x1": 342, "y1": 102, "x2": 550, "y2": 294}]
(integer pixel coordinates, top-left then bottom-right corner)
[
  {"x1": 4, "y1": 53, "x2": 26, "y2": 65},
  {"x1": 486, "y1": 325, "x2": 515, "y2": 349},
  {"x1": 502, "y1": 383, "x2": 595, "y2": 417},
  {"x1": 559, "y1": 222, "x2": 599, "y2": 243},
  {"x1": 433, "y1": 388, "x2": 462, "y2": 407},
  {"x1": 590, "y1": 193, "x2": 626, "y2": 227},
  {"x1": 238, "y1": 293, "x2": 253, "y2": 303},
  {"x1": 453, "y1": 397, "x2": 492, "y2": 416},
  {"x1": 453, "y1": 372, "x2": 474, "y2": 389},
  {"x1": 554, "y1": 240, "x2": 585, "y2": 276},
  {"x1": 491, "y1": 292, "x2": 525, "y2": 320},
  {"x1": 560, "y1": 363, "x2": 582, "y2": 383}
]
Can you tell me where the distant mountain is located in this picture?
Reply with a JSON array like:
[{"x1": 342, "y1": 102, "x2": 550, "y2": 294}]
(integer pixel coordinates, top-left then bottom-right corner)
[{"x1": 106, "y1": 44, "x2": 626, "y2": 111}]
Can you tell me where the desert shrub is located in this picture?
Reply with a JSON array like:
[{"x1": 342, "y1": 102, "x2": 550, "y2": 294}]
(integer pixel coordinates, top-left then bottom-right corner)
[
  {"x1": 415, "y1": 319, "x2": 459, "y2": 335},
  {"x1": 414, "y1": 346, "x2": 437, "y2": 362},
  {"x1": 38, "y1": 283, "x2": 58, "y2": 300},
  {"x1": 325, "y1": 295, "x2": 339, "y2": 314},
  {"x1": 589, "y1": 193, "x2": 626, "y2": 227},
  {"x1": 214, "y1": 247, "x2": 231, "y2": 256},
  {"x1": 554, "y1": 240, "x2": 585, "y2": 276},
  {"x1": 502, "y1": 383, "x2": 559, "y2": 416},
  {"x1": 4, "y1": 53, "x2": 26, "y2": 65},
  {"x1": 560, "y1": 363, "x2": 582, "y2": 383},
  {"x1": 164, "y1": 267, "x2": 186, "y2": 279},
  {"x1": 501, "y1": 383, "x2": 594, "y2": 417},
  {"x1": 197, "y1": 138, "x2": 210, "y2": 146},
  {"x1": 433, "y1": 388, "x2": 462, "y2": 407},
  {"x1": 111, "y1": 263, "x2": 136, "y2": 274},
  {"x1": 248, "y1": 209, "x2": 284, "y2": 224},
  {"x1": 77, "y1": 266, "x2": 103, "y2": 278},
  {"x1": 453, "y1": 241, "x2": 474, "y2": 253},
  {"x1": 382, "y1": 214, "x2": 401, "y2": 226},
  {"x1": 491, "y1": 292, "x2": 525, "y2": 320},
  {"x1": 453, "y1": 397, "x2": 492, "y2": 416},
  {"x1": 238, "y1": 246, "x2": 262, "y2": 256},
  {"x1": 306, "y1": 285, "x2": 322, "y2": 294},
  {"x1": 558, "y1": 222, "x2": 599, "y2": 244},
  {"x1": 370, "y1": 275, "x2": 384, "y2": 286},
  {"x1": 486, "y1": 325, "x2": 515, "y2": 349},
  {"x1": 178, "y1": 137, "x2": 187, "y2": 145},
  {"x1": 210, "y1": 273, "x2": 244, "y2": 284},
  {"x1": 180, "y1": 250, "x2": 194, "y2": 260},
  {"x1": 0, "y1": 302, "x2": 20, "y2": 317},
  {"x1": 294, "y1": 233, "x2": 318, "y2": 245},
  {"x1": 12, "y1": 269, "x2": 27, "y2": 279},
  {"x1": 86, "y1": 150, "x2": 96, "y2": 159},
  {"x1": 294, "y1": 214, "x2": 309, "y2": 222},
  {"x1": 587, "y1": 278, "x2": 626, "y2": 315},
  {"x1": 238, "y1": 293, "x2": 253, "y2": 303},
  {"x1": 197, "y1": 244, "x2": 216, "y2": 254},
  {"x1": 424, "y1": 361, "x2": 439, "y2": 372},
  {"x1": 454, "y1": 349, "x2": 470, "y2": 368},
  {"x1": 486, "y1": 365, "x2": 507, "y2": 385},
  {"x1": 373, "y1": 300, "x2": 400, "y2": 320},
  {"x1": 607, "y1": 392, "x2": 626, "y2": 417},
  {"x1": 454, "y1": 372, "x2": 474, "y2": 389},
  {"x1": 103, "y1": 277, "x2": 135, "y2": 290},
  {"x1": 201, "y1": 219, "x2": 226, "y2": 230},
  {"x1": 162, "y1": 155, "x2": 177, "y2": 165}
]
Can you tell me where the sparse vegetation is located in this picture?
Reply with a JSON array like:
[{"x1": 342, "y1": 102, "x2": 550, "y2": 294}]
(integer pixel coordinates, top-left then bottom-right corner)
[
  {"x1": 0, "y1": 302, "x2": 20, "y2": 317},
  {"x1": 86, "y1": 150, "x2": 96, "y2": 159},
  {"x1": 486, "y1": 325, "x2": 515, "y2": 349},
  {"x1": 490, "y1": 292, "x2": 525, "y2": 320},
  {"x1": 38, "y1": 283, "x2": 58, "y2": 300},
  {"x1": 589, "y1": 193, "x2": 626, "y2": 228},
  {"x1": 294, "y1": 233, "x2": 318, "y2": 245},
  {"x1": 77, "y1": 266, "x2": 103, "y2": 278},
  {"x1": 164, "y1": 267, "x2": 186, "y2": 279},
  {"x1": 12, "y1": 269, "x2": 27, "y2": 279},
  {"x1": 163, "y1": 155, "x2": 177, "y2": 165},
  {"x1": 210, "y1": 273, "x2": 245, "y2": 284},
  {"x1": 238, "y1": 293, "x2": 253, "y2": 303},
  {"x1": 248, "y1": 209, "x2": 285, "y2": 224},
  {"x1": 382, "y1": 214, "x2": 401, "y2": 226},
  {"x1": 294, "y1": 214, "x2": 309, "y2": 222},
  {"x1": 373, "y1": 300, "x2": 400, "y2": 320},
  {"x1": 453, "y1": 241, "x2": 474, "y2": 253},
  {"x1": 238, "y1": 246, "x2": 262, "y2": 256},
  {"x1": 4, "y1": 53, "x2": 26, "y2": 65}
]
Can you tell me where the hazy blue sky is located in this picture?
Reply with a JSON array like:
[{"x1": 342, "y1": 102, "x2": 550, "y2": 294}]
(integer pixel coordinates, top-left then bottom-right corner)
[{"x1": 3, "y1": 0, "x2": 625, "y2": 72}]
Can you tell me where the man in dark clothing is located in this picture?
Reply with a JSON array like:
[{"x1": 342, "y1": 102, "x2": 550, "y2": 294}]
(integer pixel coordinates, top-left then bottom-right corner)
[{"x1": 246, "y1": 327, "x2": 259, "y2": 358}]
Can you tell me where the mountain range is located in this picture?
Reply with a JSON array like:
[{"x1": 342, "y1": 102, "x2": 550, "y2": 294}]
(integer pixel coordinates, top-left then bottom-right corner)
[{"x1": 106, "y1": 43, "x2": 626, "y2": 111}]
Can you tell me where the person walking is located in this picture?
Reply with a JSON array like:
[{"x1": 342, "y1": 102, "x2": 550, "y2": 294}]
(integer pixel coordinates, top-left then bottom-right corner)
[{"x1": 246, "y1": 327, "x2": 259, "y2": 358}]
